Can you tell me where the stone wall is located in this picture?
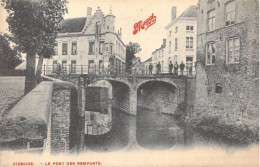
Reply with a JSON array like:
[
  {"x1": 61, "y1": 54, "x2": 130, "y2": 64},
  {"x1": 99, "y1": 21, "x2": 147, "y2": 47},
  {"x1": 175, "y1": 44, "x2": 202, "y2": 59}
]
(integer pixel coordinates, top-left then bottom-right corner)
[{"x1": 195, "y1": 18, "x2": 259, "y2": 125}]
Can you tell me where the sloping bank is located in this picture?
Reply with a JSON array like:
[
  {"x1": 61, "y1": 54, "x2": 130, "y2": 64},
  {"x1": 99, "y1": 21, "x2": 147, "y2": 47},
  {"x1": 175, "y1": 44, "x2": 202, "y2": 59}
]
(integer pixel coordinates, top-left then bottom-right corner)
[
  {"x1": 174, "y1": 102, "x2": 259, "y2": 145},
  {"x1": 0, "y1": 76, "x2": 78, "y2": 153}
]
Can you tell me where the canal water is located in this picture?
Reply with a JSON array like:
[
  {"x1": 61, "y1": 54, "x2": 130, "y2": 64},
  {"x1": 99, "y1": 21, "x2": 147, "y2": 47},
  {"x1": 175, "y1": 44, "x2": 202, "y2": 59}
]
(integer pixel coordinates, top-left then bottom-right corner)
[{"x1": 83, "y1": 103, "x2": 234, "y2": 152}]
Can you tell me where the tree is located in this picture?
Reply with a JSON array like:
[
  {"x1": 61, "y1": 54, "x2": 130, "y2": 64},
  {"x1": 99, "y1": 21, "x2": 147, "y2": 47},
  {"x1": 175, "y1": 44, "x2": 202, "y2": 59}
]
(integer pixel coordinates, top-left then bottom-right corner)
[
  {"x1": 2, "y1": 0, "x2": 68, "y2": 94},
  {"x1": 0, "y1": 35, "x2": 22, "y2": 70},
  {"x1": 126, "y1": 42, "x2": 141, "y2": 74}
]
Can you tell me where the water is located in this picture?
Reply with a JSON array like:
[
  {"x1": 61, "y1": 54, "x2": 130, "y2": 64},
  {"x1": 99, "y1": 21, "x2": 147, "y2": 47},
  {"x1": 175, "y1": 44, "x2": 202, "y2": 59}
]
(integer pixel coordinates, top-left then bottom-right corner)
[{"x1": 82, "y1": 104, "x2": 231, "y2": 152}]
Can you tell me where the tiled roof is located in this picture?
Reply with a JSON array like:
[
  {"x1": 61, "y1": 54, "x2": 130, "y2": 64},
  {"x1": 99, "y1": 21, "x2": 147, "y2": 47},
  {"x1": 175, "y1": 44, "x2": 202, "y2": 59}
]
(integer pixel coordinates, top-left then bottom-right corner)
[
  {"x1": 59, "y1": 17, "x2": 87, "y2": 33},
  {"x1": 179, "y1": 5, "x2": 197, "y2": 18}
]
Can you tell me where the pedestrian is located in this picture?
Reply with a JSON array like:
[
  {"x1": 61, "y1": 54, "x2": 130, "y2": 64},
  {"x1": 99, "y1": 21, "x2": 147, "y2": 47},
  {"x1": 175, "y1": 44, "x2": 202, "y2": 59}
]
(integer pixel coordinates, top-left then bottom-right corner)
[
  {"x1": 174, "y1": 62, "x2": 178, "y2": 75},
  {"x1": 180, "y1": 61, "x2": 185, "y2": 75},
  {"x1": 158, "y1": 62, "x2": 161, "y2": 74},
  {"x1": 169, "y1": 61, "x2": 173, "y2": 74},
  {"x1": 156, "y1": 63, "x2": 159, "y2": 74},
  {"x1": 189, "y1": 66, "x2": 192, "y2": 75},
  {"x1": 56, "y1": 63, "x2": 61, "y2": 77},
  {"x1": 149, "y1": 63, "x2": 153, "y2": 75}
]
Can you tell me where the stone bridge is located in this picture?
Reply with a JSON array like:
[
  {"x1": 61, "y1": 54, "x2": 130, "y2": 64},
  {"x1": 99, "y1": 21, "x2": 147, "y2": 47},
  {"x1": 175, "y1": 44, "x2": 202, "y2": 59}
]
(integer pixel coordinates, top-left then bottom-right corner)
[{"x1": 56, "y1": 74, "x2": 194, "y2": 116}]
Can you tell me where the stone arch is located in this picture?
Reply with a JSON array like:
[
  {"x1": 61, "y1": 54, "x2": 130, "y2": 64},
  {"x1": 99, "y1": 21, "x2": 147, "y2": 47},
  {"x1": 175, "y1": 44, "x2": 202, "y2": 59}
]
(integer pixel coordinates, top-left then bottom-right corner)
[
  {"x1": 136, "y1": 79, "x2": 179, "y2": 92},
  {"x1": 86, "y1": 78, "x2": 136, "y2": 115},
  {"x1": 136, "y1": 79, "x2": 180, "y2": 115}
]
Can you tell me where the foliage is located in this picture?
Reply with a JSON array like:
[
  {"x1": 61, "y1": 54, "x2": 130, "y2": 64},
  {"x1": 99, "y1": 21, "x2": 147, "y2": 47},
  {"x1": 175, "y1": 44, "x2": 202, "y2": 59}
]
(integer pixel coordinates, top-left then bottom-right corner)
[
  {"x1": 174, "y1": 101, "x2": 188, "y2": 119},
  {"x1": 188, "y1": 116, "x2": 259, "y2": 144},
  {"x1": 126, "y1": 42, "x2": 141, "y2": 72},
  {"x1": 2, "y1": 0, "x2": 68, "y2": 58},
  {"x1": 2, "y1": 0, "x2": 68, "y2": 93},
  {"x1": 0, "y1": 35, "x2": 22, "y2": 69}
]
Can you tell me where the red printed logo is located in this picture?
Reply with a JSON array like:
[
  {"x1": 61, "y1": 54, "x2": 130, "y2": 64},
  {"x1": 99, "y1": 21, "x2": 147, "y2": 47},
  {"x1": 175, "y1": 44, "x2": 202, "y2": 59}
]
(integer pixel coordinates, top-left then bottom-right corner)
[{"x1": 133, "y1": 13, "x2": 156, "y2": 35}]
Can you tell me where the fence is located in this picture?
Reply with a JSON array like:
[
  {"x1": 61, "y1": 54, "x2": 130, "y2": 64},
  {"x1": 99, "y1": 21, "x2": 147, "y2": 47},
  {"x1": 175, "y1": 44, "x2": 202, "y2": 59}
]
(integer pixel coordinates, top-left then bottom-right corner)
[
  {"x1": 43, "y1": 64, "x2": 195, "y2": 77},
  {"x1": 43, "y1": 65, "x2": 127, "y2": 76}
]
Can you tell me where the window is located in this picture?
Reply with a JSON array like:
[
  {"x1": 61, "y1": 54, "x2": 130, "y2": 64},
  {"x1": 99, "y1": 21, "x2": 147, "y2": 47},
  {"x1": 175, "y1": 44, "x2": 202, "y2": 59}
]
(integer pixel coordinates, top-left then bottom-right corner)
[
  {"x1": 225, "y1": 1, "x2": 236, "y2": 26},
  {"x1": 71, "y1": 60, "x2": 76, "y2": 73},
  {"x1": 162, "y1": 50, "x2": 164, "y2": 57},
  {"x1": 206, "y1": 42, "x2": 216, "y2": 65},
  {"x1": 175, "y1": 26, "x2": 178, "y2": 33},
  {"x1": 169, "y1": 41, "x2": 171, "y2": 53},
  {"x1": 175, "y1": 38, "x2": 178, "y2": 50},
  {"x1": 106, "y1": 46, "x2": 108, "y2": 51},
  {"x1": 107, "y1": 25, "x2": 109, "y2": 29},
  {"x1": 53, "y1": 60, "x2": 57, "y2": 69},
  {"x1": 174, "y1": 55, "x2": 177, "y2": 63},
  {"x1": 186, "y1": 26, "x2": 194, "y2": 31},
  {"x1": 62, "y1": 60, "x2": 67, "y2": 71},
  {"x1": 215, "y1": 84, "x2": 222, "y2": 93},
  {"x1": 54, "y1": 42, "x2": 58, "y2": 55},
  {"x1": 89, "y1": 42, "x2": 94, "y2": 54},
  {"x1": 207, "y1": 10, "x2": 215, "y2": 31},
  {"x1": 71, "y1": 42, "x2": 77, "y2": 55},
  {"x1": 90, "y1": 114, "x2": 95, "y2": 121},
  {"x1": 169, "y1": 31, "x2": 172, "y2": 37},
  {"x1": 62, "y1": 42, "x2": 68, "y2": 55},
  {"x1": 99, "y1": 41, "x2": 104, "y2": 54},
  {"x1": 110, "y1": 46, "x2": 113, "y2": 54},
  {"x1": 186, "y1": 57, "x2": 193, "y2": 68},
  {"x1": 226, "y1": 37, "x2": 240, "y2": 63},
  {"x1": 186, "y1": 37, "x2": 193, "y2": 49},
  {"x1": 95, "y1": 22, "x2": 101, "y2": 34}
]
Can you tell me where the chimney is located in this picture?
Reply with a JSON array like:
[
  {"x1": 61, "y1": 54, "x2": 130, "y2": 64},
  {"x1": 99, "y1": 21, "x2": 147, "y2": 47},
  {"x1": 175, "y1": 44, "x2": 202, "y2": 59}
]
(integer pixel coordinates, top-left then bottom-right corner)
[
  {"x1": 163, "y1": 39, "x2": 166, "y2": 46},
  {"x1": 171, "y1": 7, "x2": 176, "y2": 21},
  {"x1": 87, "y1": 7, "x2": 92, "y2": 17}
]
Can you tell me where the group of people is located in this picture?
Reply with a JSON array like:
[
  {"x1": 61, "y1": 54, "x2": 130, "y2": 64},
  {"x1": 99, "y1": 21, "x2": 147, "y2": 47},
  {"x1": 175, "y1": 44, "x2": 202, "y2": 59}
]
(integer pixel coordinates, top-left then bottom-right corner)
[{"x1": 148, "y1": 61, "x2": 188, "y2": 75}]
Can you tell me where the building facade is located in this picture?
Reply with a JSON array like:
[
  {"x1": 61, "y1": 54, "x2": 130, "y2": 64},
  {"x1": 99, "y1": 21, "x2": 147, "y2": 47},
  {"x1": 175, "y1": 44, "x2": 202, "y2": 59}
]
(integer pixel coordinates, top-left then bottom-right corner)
[
  {"x1": 164, "y1": 6, "x2": 197, "y2": 74},
  {"x1": 195, "y1": 0, "x2": 259, "y2": 124},
  {"x1": 43, "y1": 7, "x2": 126, "y2": 75},
  {"x1": 151, "y1": 39, "x2": 166, "y2": 73},
  {"x1": 143, "y1": 57, "x2": 152, "y2": 75}
]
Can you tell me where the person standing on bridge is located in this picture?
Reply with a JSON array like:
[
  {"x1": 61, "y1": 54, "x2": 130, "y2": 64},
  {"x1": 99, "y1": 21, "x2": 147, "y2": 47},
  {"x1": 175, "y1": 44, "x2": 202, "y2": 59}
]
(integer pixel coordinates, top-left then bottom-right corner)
[
  {"x1": 174, "y1": 62, "x2": 178, "y2": 75},
  {"x1": 180, "y1": 61, "x2": 185, "y2": 75},
  {"x1": 156, "y1": 62, "x2": 161, "y2": 74},
  {"x1": 149, "y1": 63, "x2": 153, "y2": 75},
  {"x1": 169, "y1": 61, "x2": 173, "y2": 74},
  {"x1": 158, "y1": 62, "x2": 161, "y2": 74}
]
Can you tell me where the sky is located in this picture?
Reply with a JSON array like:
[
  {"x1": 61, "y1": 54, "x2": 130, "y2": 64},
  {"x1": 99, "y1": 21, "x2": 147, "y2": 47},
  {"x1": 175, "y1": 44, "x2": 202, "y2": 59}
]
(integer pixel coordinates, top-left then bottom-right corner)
[{"x1": 0, "y1": 0, "x2": 198, "y2": 61}]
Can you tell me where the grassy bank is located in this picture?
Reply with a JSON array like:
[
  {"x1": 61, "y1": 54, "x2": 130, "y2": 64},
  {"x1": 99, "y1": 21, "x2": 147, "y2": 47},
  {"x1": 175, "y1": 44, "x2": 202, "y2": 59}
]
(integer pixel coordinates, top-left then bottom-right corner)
[{"x1": 174, "y1": 103, "x2": 259, "y2": 145}]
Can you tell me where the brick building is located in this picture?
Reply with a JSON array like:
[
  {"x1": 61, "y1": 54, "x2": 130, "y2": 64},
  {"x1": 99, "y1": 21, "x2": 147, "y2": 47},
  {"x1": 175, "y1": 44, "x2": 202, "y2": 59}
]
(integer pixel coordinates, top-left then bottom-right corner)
[
  {"x1": 43, "y1": 7, "x2": 126, "y2": 75},
  {"x1": 194, "y1": 0, "x2": 259, "y2": 124}
]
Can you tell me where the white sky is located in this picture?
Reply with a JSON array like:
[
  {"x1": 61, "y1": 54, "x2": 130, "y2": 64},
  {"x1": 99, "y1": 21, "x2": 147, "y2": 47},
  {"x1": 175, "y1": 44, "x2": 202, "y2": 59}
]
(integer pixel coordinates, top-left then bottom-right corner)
[{"x1": 0, "y1": 0, "x2": 198, "y2": 61}]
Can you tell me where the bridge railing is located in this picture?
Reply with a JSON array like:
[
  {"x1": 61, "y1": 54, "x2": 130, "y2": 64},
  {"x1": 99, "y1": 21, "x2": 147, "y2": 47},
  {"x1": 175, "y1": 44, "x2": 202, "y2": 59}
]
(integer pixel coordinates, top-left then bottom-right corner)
[{"x1": 42, "y1": 65, "x2": 195, "y2": 77}]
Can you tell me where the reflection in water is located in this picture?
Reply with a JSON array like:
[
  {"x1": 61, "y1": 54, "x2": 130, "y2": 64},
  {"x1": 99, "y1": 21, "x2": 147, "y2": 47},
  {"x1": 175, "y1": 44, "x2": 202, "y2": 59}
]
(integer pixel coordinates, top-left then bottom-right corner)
[
  {"x1": 82, "y1": 86, "x2": 239, "y2": 153},
  {"x1": 85, "y1": 103, "x2": 112, "y2": 135},
  {"x1": 84, "y1": 107, "x2": 130, "y2": 152},
  {"x1": 136, "y1": 109, "x2": 195, "y2": 150}
]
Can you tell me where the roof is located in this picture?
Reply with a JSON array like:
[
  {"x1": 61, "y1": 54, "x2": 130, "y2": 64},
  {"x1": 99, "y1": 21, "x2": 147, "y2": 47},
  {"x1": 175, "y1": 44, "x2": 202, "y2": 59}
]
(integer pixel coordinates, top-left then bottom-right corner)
[
  {"x1": 59, "y1": 17, "x2": 87, "y2": 33},
  {"x1": 144, "y1": 57, "x2": 152, "y2": 62},
  {"x1": 152, "y1": 45, "x2": 165, "y2": 54},
  {"x1": 165, "y1": 5, "x2": 197, "y2": 29},
  {"x1": 15, "y1": 60, "x2": 26, "y2": 70},
  {"x1": 179, "y1": 5, "x2": 197, "y2": 18}
]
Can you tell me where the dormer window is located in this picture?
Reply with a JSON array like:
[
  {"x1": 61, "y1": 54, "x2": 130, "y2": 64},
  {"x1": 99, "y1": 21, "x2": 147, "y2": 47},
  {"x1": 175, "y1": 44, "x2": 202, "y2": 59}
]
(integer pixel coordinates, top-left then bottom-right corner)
[{"x1": 96, "y1": 22, "x2": 101, "y2": 34}]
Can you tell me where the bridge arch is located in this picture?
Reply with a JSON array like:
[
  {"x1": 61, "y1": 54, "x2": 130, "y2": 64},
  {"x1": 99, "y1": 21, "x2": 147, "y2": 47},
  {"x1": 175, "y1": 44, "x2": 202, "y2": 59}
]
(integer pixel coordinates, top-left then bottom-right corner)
[
  {"x1": 86, "y1": 78, "x2": 136, "y2": 115},
  {"x1": 136, "y1": 79, "x2": 180, "y2": 91},
  {"x1": 136, "y1": 79, "x2": 180, "y2": 115}
]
